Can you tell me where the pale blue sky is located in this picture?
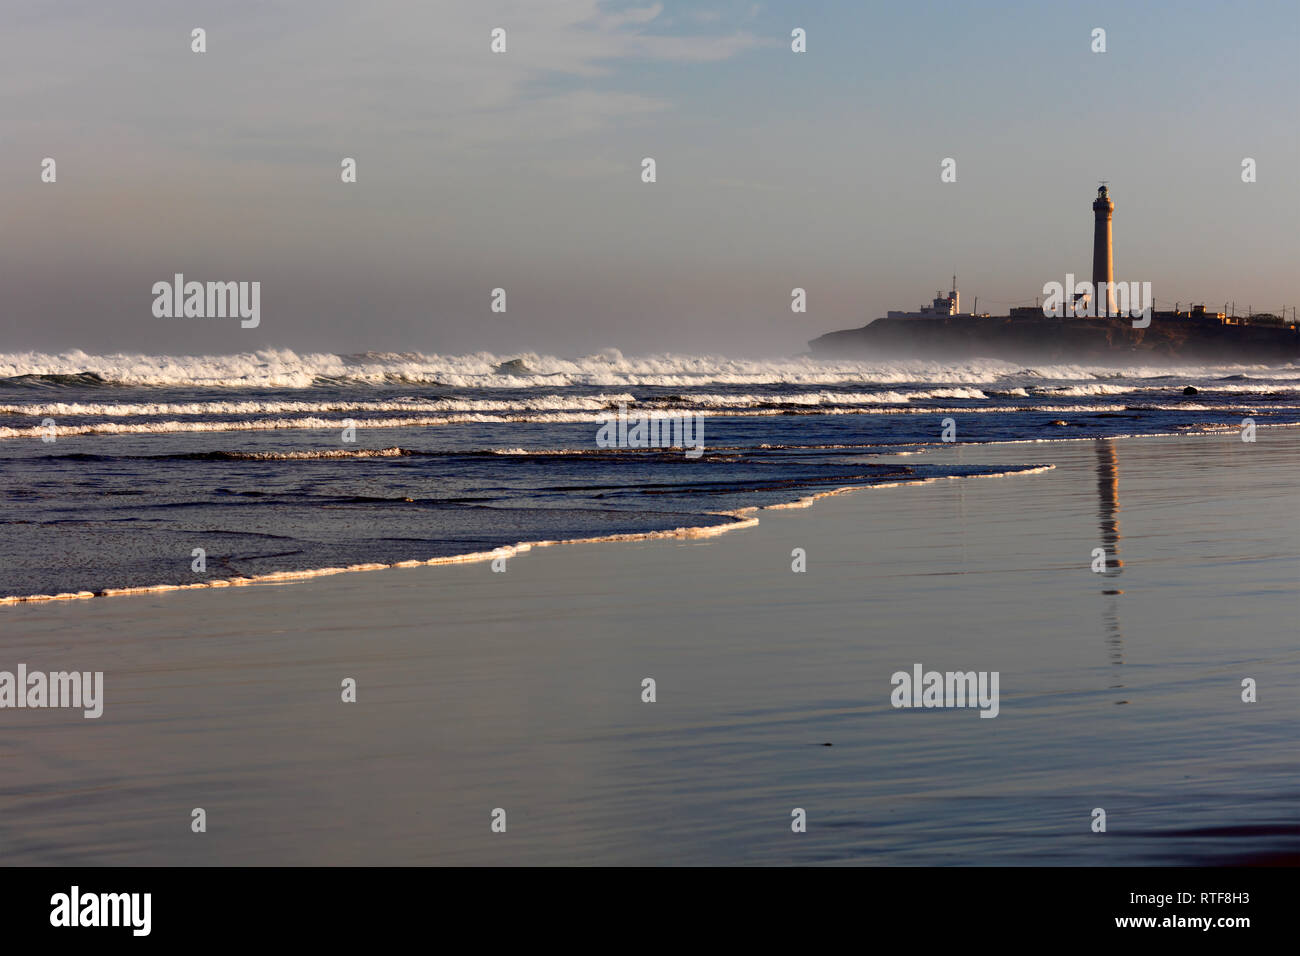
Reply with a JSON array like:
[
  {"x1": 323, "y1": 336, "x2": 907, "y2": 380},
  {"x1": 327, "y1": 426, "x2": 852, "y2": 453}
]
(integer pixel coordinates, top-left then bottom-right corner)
[{"x1": 3, "y1": 0, "x2": 1296, "y2": 355}]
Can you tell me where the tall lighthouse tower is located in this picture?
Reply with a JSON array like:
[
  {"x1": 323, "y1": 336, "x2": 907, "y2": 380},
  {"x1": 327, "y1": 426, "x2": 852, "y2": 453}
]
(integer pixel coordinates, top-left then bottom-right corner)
[{"x1": 1092, "y1": 184, "x2": 1116, "y2": 316}]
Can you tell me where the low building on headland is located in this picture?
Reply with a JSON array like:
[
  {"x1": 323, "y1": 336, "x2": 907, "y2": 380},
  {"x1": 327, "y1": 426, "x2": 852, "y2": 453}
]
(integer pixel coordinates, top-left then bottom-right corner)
[{"x1": 886, "y1": 279, "x2": 960, "y2": 320}]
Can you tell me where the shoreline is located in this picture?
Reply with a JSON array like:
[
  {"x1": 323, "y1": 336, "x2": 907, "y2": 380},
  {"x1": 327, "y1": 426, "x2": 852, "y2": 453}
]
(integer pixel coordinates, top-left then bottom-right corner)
[{"x1": 3, "y1": 423, "x2": 1284, "y2": 607}]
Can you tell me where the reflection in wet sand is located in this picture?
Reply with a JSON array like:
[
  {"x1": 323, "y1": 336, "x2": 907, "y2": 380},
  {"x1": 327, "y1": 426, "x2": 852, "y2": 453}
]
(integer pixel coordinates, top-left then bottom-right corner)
[
  {"x1": 1096, "y1": 440, "x2": 1126, "y2": 697},
  {"x1": 1096, "y1": 439, "x2": 1122, "y2": 571}
]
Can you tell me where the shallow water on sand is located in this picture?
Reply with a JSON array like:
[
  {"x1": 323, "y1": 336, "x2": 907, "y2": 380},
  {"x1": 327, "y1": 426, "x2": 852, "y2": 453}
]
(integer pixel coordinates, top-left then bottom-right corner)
[{"x1": 1, "y1": 432, "x2": 1295, "y2": 865}]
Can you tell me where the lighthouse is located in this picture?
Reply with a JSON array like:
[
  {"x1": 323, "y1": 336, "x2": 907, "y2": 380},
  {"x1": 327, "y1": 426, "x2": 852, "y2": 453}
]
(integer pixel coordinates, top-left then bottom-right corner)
[{"x1": 1092, "y1": 184, "x2": 1116, "y2": 316}]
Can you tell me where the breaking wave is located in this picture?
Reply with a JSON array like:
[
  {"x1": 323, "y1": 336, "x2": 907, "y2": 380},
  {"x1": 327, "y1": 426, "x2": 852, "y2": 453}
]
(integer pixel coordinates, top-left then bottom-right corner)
[
  {"x1": 3, "y1": 349, "x2": 1296, "y2": 390},
  {"x1": 5, "y1": 403, "x2": 1294, "y2": 439}
]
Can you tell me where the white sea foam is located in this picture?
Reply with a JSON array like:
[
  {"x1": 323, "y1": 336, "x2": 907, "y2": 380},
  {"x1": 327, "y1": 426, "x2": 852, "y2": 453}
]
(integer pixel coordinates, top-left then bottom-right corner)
[
  {"x1": 2, "y1": 349, "x2": 1292, "y2": 390},
  {"x1": 3, "y1": 402, "x2": 1291, "y2": 439},
  {"x1": 0, "y1": 517, "x2": 761, "y2": 605},
  {"x1": 9, "y1": 381, "x2": 1299, "y2": 422},
  {"x1": 0, "y1": 394, "x2": 638, "y2": 418},
  {"x1": 0, "y1": 388, "x2": 1002, "y2": 418}
]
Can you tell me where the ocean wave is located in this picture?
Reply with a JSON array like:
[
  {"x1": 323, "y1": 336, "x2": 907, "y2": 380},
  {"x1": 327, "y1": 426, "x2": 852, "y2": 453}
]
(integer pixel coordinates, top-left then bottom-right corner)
[
  {"x1": 8, "y1": 383, "x2": 1300, "y2": 420},
  {"x1": 0, "y1": 388, "x2": 1004, "y2": 419},
  {"x1": 2, "y1": 348, "x2": 1294, "y2": 390},
  {"x1": 177, "y1": 447, "x2": 415, "y2": 461},
  {"x1": 3, "y1": 403, "x2": 1291, "y2": 439},
  {"x1": 1033, "y1": 382, "x2": 1300, "y2": 397},
  {"x1": 0, "y1": 394, "x2": 639, "y2": 418}
]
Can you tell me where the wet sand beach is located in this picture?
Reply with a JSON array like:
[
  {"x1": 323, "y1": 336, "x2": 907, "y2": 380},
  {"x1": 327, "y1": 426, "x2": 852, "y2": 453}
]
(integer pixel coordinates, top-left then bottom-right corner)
[{"x1": 2, "y1": 431, "x2": 1297, "y2": 865}]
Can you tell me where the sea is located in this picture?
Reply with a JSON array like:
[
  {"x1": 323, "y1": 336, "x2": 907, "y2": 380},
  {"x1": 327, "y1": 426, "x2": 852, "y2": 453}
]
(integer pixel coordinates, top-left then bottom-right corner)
[{"x1": 3, "y1": 348, "x2": 1299, "y2": 602}]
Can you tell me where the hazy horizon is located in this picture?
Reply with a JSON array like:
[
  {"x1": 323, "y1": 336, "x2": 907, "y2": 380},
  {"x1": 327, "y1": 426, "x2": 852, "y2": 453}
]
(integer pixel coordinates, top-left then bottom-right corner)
[{"x1": 3, "y1": 0, "x2": 1296, "y2": 358}]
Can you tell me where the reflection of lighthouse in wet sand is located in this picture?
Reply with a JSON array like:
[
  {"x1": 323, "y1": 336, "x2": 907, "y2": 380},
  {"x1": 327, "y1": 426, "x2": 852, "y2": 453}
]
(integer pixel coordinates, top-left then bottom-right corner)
[
  {"x1": 1095, "y1": 439, "x2": 1122, "y2": 572},
  {"x1": 1095, "y1": 440, "x2": 1126, "y2": 688}
]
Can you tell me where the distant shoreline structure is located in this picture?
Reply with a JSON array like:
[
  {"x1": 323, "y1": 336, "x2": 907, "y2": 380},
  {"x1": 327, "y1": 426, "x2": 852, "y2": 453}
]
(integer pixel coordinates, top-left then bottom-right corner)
[{"x1": 810, "y1": 186, "x2": 1298, "y2": 364}]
